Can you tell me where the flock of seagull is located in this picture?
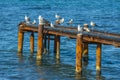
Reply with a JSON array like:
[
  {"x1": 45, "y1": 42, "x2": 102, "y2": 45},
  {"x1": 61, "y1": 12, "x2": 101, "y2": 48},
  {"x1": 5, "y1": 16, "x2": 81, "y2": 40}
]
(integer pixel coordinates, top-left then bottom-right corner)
[{"x1": 24, "y1": 14, "x2": 97, "y2": 33}]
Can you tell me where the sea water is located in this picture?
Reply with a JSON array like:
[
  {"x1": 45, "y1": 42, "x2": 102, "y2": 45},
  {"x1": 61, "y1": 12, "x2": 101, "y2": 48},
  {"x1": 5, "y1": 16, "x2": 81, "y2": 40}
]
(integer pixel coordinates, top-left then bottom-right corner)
[{"x1": 0, "y1": 0, "x2": 120, "y2": 80}]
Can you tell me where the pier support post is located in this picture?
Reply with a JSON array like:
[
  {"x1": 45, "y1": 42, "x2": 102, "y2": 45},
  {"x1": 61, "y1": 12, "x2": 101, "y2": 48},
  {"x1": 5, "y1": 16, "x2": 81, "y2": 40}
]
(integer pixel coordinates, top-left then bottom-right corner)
[
  {"x1": 54, "y1": 20, "x2": 60, "y2": 54},
  {"x1": 83, "y1": 43, "x2": 88, "y2": 63},
  {"x1": 43, "y1": 34, "x2": 47, "y2": 54},
  {"x1": 76, "y1": 33, "x2": 83, "y2": 74},
  {"x1": 56, "y1": 35, "x2": 60, "y2": 59},
  {"x1": 47, "y1": 35, "x2": 50, "y2": 52},
  {"x1": 37, "y1": 24, "x2": 44, "y2": 60},
  {"x1": 54, "y1": 35, "x2": 57, "y2": 53},
  {"x1": 18, "y1": 29, "x2": 24, "y2": 53},
  {"x1": 30, "y1": 32, "x2": 34, "y2": 54},
  {"x1": 96, "y1": 43, "x2": 102, "y2": 75}
]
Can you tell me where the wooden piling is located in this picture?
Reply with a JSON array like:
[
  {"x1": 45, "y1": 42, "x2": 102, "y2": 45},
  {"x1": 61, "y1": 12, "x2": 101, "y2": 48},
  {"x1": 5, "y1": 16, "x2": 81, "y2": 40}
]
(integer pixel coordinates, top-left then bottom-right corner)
[
  {"x1": 76, "y1": 33, "x2": 83, "y2": 74},
  {"x1": 56, "y1": 35, "x2": 60, "y2": 59},
  {"x1": 96, "y1": 43, "x2": 102, "y2": 75},
  {"x1": 18, "y1": 30, "x2": 24, "y2": 53},
  {"x1": 54, "y1": 35, "x2": 57, "y2": 53},
  {"x1": 47, "y1": 35, "x2": 50, "y2": 52},
  {"x1": 83, "y1": 24, "x2": 89, "y2": 64},
  {"x1": 37, "y1": 24, "x2": 44, "y2": 60},
  {"x1": 83, "y1": 43, "x2": 88, "y2": 62},
  {"x1": 44, "y1": 34, "x2": 47, "y2": 54},
  {"x1": 30, "y1": 32, "x2": 34, "y2": 54},
  {"x1": 54, "y1": 20, "x2": 60, "y2": 54}
]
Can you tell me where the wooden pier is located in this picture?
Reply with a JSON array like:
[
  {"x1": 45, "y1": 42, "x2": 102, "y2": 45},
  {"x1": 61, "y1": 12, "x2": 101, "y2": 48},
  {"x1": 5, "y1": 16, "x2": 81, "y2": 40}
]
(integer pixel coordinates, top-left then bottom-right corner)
[{"x1": 18, "y1": 18, "x2": 120, "y2": 75}]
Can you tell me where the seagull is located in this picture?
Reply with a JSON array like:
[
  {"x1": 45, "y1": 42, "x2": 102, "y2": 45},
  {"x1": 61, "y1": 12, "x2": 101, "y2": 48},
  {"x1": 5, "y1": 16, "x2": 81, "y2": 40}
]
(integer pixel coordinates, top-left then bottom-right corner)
[
  {"x1": 55, "y1": 14, "x2": 61, "y2": 19},
  {"x1": 90, "y1": 21, "x2": 97, "y2": 27},
  {"x1": 32, "y1": 20, "x2": 36, "y2": 25},
  {"x1": 50, "y1": 22, "x2": 54, "y2": 28},
  {"x1": 77, "y1": 25, "x2": 82, "y2": 32},
  {"x1": 38, "y1": 15, "x2": 44, "y2": 24},
  {"x1": 38, "y1": 15, "x2": 50, "y2": 25},
  {"x1": 90, "y1": 21, "x2": 98, "y2": 30},
  {"x1": 68, "y1": 19, "x2": 73, "y2": 24},
  {"x1": 38, "y1": 15, "x2": 43, "y2": 21},
  {"x1": 25, "y1": 15, "x2": 30, "y2": 24},
  {"x1": 55, "y1": 19, "x2": 60, "y2": 24},
  {"x1": 84, "y1": 27, "x2": 90, "y2": 32},
  {"x1": 59, "y1": 18, "x2": 64, "y2": 24},
  {"x1": 83, "y1": 24, "x2": 90, "y2": 32}
]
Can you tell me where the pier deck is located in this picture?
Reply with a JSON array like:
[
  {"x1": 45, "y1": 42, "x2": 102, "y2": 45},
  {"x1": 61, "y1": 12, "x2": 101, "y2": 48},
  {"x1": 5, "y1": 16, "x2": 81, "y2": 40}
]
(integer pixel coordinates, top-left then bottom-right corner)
[{"x1": 18, "y1": 22, "x2": 120, "y2": 75}]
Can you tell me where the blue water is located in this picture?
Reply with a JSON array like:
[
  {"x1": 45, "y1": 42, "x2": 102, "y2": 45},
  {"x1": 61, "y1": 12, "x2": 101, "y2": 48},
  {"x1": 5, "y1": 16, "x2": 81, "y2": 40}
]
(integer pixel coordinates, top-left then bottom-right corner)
[{"x1": 0, "y1": 0, "x2": 120, "y2": 80}]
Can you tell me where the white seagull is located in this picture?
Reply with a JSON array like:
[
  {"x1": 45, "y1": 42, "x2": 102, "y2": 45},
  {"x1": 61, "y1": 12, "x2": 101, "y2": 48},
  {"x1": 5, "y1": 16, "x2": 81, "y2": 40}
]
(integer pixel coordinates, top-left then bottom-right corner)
[
  {"x1": 90, "y1": 21, "x2": 97, "y2": 30},
  {"x1": 84, "y1": 27, "x2": 90, "y2": 32},
  {"x1": 59, "y1": 18, "x2": 64, "y2": 24},
  {"x1": 55, "y1": 14, "x2": 61, "y2": 19},
  {"x1": 25, "y1": 15, "x2": 30, "y2": 24},
  {"x1": 83, "y1": 24, "x2": 90, "y2": 32},
  {"x1": 68, "y1": 19, "x2": 73, "y2": 24},
  {"x1": 77, "y1": 25, "x2": 82, "y2": 32},
  {"x1": 38, "y1": 15, "x2": 43, "y2": 20},
  {"x1": 32, "y1": 20, "x2": 36, "y2": 25},
  {"x1": 50, "y1": 22, "x2": 54, "y2": 28},
  {"x1": 38, "y1": 15, "x2": 44, "y2": 24},
  {"x1": 90, "y1": 21, "x2": 97, "y2": 27}
]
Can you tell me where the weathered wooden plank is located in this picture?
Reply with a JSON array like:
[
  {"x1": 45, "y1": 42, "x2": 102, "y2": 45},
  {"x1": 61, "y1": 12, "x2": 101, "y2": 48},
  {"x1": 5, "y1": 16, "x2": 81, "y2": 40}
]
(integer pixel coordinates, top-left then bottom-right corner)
[
  {"x1": 53, "y1": 25, "x2": 120, "y2": 38},
  {"x1": 19, "y1": 22, "x2": 120, "y2": 37},
  {"x1": 92, "y1": 29, "x2": 120, "y2": 38},
  {"x1": 18, "y1": 23, "x2": 120, "y2": 47}
]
